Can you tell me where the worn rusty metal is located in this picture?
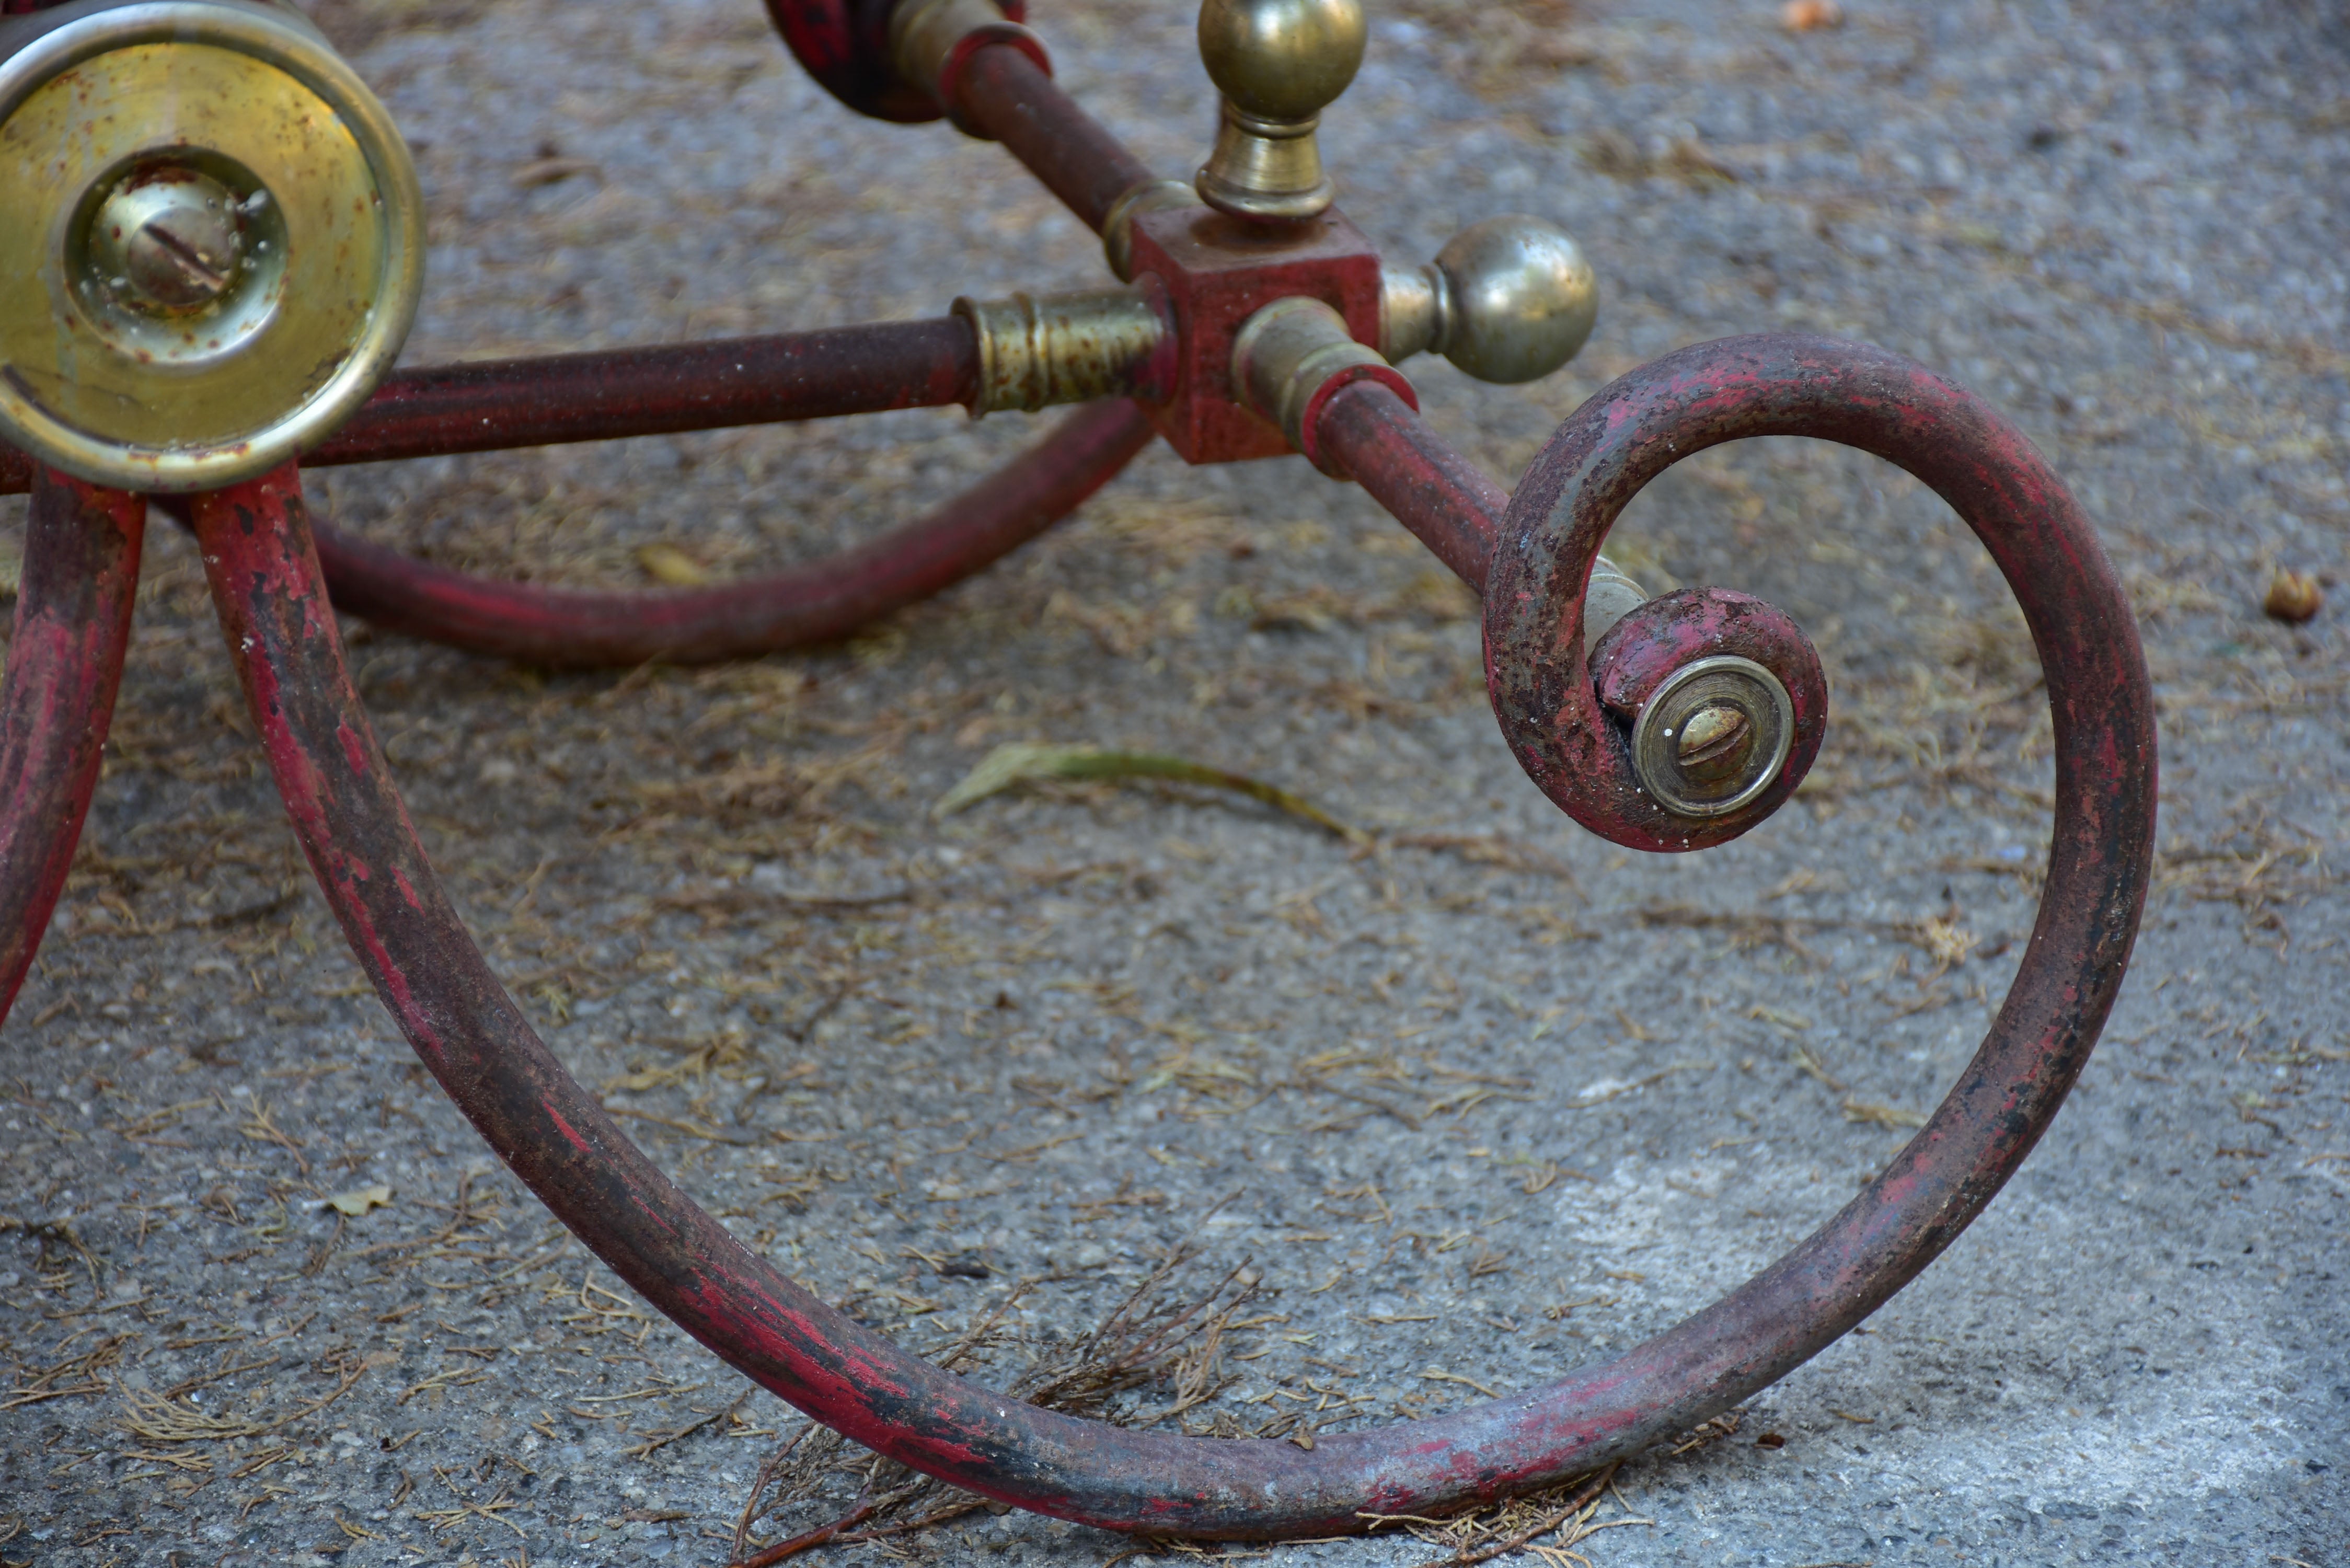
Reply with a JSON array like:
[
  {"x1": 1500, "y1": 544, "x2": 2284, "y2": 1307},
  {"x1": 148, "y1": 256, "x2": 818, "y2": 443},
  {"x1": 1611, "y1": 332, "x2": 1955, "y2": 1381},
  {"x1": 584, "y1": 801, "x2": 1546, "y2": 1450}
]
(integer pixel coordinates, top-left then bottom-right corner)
[
  {"x1": 1126, "y1": 205, "x2": 1384, "y2": 464},
  {"x1": 1574, "y1": 585, "x2": 1829, "y2": 836},
  {"x1": 948, "y1": 42, "x2": 1157, "y2": 232},
  {"x1": 0, "y1": 469, "x2": 143, "y2": 1023},
  {"x1": 166, "y1": 326, "x2": 2153, "y2": 1538},
  {"x1": 314, "y1": 319, "x2": 978, "y2": 464},
  {"x1": 0, "y1": 320, "x2": 978, "y2": 495},
  {"x1": 1311, "y1": 378, "x2": 1503, "y2": 584},
  {"x1": 953, "y1": 283, "x2": 1178, "y2": 415},
  {"x1": 0, "y1": 0, "x2": 2162, "y2": 1539},
  {"x1": 302, "y1": 400, "x2": 1153, "y2": 666},
  {"x1": 1309, "y1": 377, "x2": 1644, "y2": 652},
  {"x1": 1484, "y1": 333, "x2": 2129, "y2": 856},
  {"x1": 890, "y1": 0, "x2": 1047, "y2": 134}
]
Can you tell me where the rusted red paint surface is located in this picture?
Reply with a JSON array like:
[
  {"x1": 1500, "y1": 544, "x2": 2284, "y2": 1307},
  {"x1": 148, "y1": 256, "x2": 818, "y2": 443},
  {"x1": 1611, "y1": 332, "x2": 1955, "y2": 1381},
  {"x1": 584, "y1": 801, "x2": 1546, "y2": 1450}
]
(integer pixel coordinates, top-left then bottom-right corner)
[
  {"x1": 0, "y1": 0, "x2": 2158, "y2": 1527},
  {"x1": 1580, "y1": 583, "x2": 1830, "y2": 814},
  {"x1": 0, "y1": 471, "x2": 144, "y2": 1023},
  {"x1": 306, "y1": 318, "x2": 980, "y2": 465},
  {"x1": 951, "y1": 43, "x2": 1154, "y2": 230},
  {"x1": 165, "y1": 328, "x2": 2152, "y2": 1539},
  {"x1": 1312, "y1": 378, "x2": 1503, "y2": 587},
  {"x1": 1482, "y1": 333, "x2": 2147, "y2": 864},
  {"x1": 1, "y1": 322, "x2": 978, "y2": 496},
  {"x1": 1126, "y1": 207, "x2": 1385, "y2": 465},
  {"x1": 306, "y1": 399, "x2": 1150, "y2": 666}
]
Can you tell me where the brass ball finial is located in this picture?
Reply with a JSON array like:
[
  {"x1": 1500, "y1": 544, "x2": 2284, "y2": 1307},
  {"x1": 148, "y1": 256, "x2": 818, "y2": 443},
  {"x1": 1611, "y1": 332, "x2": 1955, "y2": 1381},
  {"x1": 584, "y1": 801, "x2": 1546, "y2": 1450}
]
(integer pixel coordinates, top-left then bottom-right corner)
[
  {"x1": 1194, "y1": 0, "x2": 1366, "y2": 222},
  {"x1": 1197, "y1": 0, "x2": 1365, "y2": 121},
  {"x1": 1379, "y1": 215, "x2": 1598, "y2": 384}
]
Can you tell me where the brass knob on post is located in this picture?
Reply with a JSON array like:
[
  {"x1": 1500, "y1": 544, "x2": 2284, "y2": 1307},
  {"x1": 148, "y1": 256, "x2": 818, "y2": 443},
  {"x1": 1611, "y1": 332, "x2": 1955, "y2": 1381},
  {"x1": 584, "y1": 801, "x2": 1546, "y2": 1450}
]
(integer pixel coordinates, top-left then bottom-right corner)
[
  {"x1": 1380, "y1": 215, "x2": 1598, "y2": 384},
  {"x1": 1194, "y1": 0, "x2": 1366, "y2": 222}
]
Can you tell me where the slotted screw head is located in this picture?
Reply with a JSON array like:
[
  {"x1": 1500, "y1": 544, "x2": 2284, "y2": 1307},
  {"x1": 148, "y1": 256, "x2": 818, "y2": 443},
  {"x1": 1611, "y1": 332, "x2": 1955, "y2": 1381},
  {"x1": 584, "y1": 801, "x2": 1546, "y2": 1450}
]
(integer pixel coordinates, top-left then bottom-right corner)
[
  {"x1": 88, "y1": 169, "x2": 245, "y2": 313},
  {"x1": 1674, "y1": 704, "x2": 1753, "y2": 782},
  {"x1": 1631, "y1": 656, "x2": 1793, "y2": 820}
]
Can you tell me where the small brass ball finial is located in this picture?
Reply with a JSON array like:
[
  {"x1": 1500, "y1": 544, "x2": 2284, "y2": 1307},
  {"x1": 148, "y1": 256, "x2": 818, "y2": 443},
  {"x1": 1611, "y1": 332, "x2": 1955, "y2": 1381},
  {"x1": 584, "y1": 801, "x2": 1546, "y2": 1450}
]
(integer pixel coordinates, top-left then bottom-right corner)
[
  {"x1": 1197, "y1": 0, "x2": 1365, "y2": 121},
  {"x1": 1379, "y1": 215, "x2": 1598, "y2": 384},
  {"x1": 1194, "y1": 0, "x2": 1366, "y2": 222}
]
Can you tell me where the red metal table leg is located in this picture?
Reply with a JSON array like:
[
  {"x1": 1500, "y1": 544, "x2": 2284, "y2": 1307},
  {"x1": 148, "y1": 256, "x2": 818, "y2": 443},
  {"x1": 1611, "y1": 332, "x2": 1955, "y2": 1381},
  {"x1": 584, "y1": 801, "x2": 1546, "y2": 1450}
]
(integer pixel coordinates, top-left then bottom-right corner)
[
  {"x1": 192, "y1": 328, "x2": 2155, "y2": 1539},
  {"x1": 950, "y1": 43, "x2": 1157, "y2": 233},
  {"x1": 305, "y1": 399, "x2": 1151, "y2": 665},
  {"x1": 1312, "y1": 378, "x2": 1503, "y2": 589},
  {"x1": 0, "y1": 471, "x2": 144, "y2": 1024}
]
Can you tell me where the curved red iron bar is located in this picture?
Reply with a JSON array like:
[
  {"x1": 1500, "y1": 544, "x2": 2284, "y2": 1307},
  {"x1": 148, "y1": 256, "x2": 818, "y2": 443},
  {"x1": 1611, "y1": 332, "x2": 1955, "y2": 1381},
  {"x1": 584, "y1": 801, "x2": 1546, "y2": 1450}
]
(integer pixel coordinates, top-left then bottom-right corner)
[
  {"x1": 188, "y1": 333, "x2": 2153, "y2": 1538},
  {"x1": 0, "y1": 471, "x2": 144, "y2": 1025},
  {"x1": 306, "y1": 398, "x2": 1151, "y2": 665}
]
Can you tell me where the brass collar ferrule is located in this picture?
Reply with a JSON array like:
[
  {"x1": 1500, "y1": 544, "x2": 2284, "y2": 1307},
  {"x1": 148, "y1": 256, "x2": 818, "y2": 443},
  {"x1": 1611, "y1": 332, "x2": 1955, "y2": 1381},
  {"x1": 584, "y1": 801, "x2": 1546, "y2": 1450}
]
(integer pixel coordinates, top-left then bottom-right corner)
[
  {"x1": 1100, "y1": 178, "x2": 1198, "y2": 282},
  {"x1": 953, "y1": 279, "x2": 1178, "y2": 416},
  {"x1": 1228, "y1": 295, "x2": 1413, "y2": 475},
  {"x1": 1377, "y1": 262, "x2": 1450, "y2": 365},
  {"x1": 889, "y1": 0, "x2": 1049, "y2": 128},
  {"x1": 1195, "y1": 102, "x2": 1333, "y2": 222}
]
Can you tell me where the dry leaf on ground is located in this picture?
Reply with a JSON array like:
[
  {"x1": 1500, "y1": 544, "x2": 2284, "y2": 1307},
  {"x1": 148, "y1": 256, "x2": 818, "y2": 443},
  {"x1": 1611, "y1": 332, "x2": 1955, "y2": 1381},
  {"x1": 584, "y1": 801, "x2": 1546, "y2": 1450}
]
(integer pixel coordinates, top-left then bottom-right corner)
[
  {"x1": 934, "y1": 743, "x2": 1362, "y2": 840},
  {"x1": 324, "y1": 1184, "x2": 394, "y2": 1217}
]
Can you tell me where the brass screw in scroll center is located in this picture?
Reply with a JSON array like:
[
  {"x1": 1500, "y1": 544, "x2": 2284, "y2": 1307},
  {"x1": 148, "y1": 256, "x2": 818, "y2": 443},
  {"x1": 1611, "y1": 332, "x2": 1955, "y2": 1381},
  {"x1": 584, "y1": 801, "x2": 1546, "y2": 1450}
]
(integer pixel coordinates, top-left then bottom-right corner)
[
  {"x1": 1629, "y1": 655, "x2": 1794, "y2": 821},
  {"x1": 1674, "y1": 704, "x2": 1753, "y2": 783},
  {"x1": 88, "y1": 169, "x2": 247, "y2": 313}
]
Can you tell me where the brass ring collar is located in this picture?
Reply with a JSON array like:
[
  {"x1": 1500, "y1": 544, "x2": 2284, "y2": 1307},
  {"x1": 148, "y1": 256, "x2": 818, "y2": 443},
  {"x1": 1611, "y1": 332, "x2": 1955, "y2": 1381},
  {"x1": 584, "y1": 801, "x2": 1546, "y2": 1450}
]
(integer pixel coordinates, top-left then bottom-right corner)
[
  {"x1": 1100, "y1": 179, "x2": 1197, "y2": 282},
  {"x1": 0, "y1": 0, "x2": 424, "y2": 492},
  {"x1": 1229, "y1": 295, "x2": 1414, "y2": 475},
  {"x1": 888, "y1": 0, "x2": 1049, "y2": 133},
  {"x1": 951, "y1": 280, "x2": 1177, "y2": 416}
]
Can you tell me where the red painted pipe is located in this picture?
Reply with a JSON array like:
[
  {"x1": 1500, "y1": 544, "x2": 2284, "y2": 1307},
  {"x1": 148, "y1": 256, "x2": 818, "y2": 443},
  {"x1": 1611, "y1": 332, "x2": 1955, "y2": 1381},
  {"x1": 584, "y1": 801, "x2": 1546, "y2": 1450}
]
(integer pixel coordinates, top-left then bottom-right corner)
[
  {"x1": 0, "y1": 471, "x2": 144, "y2": 1024},
  {"x1": 305, "y1": 398, "x2": 1152, "y2": 665},
  {"x1": 1312, "y1": 378, "x2": 1503, "y2": 590},
  {"x1": 0, "y1": 319, "x2": 976, "y2": 494},
  {"x1": 195, "y1": 333, "x2": 2154, "y2": 1537},
  {"x1": 951, "y1": 43, "x2": 1157, "y2": 233}
]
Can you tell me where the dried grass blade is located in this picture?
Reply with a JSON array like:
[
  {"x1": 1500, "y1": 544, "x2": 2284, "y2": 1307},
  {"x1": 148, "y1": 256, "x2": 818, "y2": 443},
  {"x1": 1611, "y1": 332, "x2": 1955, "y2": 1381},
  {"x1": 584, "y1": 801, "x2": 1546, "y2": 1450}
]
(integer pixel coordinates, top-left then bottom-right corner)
[{"x1": 934, "y1": 744, "x2": 1361, "y2": 840}]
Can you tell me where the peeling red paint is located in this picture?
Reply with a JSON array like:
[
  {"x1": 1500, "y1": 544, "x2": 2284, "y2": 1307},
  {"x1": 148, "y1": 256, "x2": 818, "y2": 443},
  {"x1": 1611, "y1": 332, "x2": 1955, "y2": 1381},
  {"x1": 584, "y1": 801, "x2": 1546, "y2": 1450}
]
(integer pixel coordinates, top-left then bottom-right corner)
[{"x1": 0, "y1": 472, "x2": 145, "y2": 1024}]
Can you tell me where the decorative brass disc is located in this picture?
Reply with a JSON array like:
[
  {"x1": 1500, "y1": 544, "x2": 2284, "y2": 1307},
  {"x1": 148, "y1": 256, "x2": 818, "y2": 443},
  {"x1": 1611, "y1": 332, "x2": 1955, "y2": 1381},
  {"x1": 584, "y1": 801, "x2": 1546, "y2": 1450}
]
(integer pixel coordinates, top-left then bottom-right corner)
[{"x1": 0, "y1": 0, "x2": 423, "y2": 491}]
